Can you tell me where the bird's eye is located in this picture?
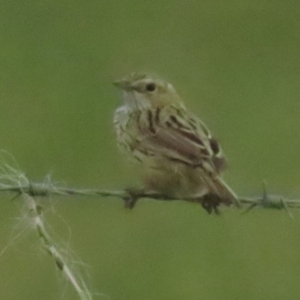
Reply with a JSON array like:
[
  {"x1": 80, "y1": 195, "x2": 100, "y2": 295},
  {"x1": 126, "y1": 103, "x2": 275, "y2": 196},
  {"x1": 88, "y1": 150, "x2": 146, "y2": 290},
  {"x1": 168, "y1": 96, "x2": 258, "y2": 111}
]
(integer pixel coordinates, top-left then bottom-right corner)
[{"x1": 145, "y1": 83, "x2": 156, "y2": 92}]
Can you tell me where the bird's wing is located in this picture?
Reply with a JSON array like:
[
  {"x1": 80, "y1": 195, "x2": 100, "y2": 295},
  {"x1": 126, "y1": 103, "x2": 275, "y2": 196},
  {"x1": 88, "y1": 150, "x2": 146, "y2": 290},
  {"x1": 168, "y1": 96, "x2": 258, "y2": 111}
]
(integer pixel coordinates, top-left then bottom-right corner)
[{"x1": 136, "y1": 106, "x2": 225, "y2": 173}]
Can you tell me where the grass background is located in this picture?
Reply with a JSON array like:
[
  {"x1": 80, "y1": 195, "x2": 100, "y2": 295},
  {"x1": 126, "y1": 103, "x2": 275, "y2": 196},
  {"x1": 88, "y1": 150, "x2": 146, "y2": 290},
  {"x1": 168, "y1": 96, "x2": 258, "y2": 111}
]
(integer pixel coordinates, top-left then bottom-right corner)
[{"x1": 0, "y1": 0, "x2": 300, "y2": 299}]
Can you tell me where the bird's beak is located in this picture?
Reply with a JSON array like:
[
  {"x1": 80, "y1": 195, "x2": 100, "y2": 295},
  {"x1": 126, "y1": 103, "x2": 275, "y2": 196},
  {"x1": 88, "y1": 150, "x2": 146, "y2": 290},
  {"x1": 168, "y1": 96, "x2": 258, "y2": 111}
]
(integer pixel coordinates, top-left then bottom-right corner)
[{"x1": 113, "y1": 79, "x2": 133, "y2": 91}]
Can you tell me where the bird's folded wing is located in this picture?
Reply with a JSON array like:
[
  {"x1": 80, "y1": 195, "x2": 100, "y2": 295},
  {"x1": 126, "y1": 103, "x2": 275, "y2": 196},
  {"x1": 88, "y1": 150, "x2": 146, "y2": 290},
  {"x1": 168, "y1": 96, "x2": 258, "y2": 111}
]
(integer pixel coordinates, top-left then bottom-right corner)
[{"x1": 136, "y1": 110, "x2": 217, "y2": 169}]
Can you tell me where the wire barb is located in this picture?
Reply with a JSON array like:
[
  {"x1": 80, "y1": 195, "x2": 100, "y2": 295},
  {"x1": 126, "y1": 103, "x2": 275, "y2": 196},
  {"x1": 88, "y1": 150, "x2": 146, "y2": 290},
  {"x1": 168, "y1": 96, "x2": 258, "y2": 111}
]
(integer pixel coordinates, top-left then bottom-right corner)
[{"x1": 241, "y1": 181, "x2": 294, "y2": 218}]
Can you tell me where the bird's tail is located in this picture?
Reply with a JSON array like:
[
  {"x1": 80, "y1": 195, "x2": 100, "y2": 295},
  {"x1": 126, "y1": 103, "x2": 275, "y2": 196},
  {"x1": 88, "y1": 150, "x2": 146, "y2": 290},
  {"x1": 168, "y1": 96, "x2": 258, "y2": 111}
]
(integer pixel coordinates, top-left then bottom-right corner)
[{"x1": 210, "y1": 176, "x2": 240, "y2": 207}]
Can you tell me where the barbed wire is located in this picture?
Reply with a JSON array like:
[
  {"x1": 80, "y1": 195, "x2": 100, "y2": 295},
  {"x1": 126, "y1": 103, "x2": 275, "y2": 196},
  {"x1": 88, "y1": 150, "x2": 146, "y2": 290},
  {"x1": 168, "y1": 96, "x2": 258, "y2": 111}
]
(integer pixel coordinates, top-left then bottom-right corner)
[
  {"x1": 1, "y1": 178, "x2": 299, "y2": 212},
  {"x1": 23, "y1": 193, "x2": 93, "y2": 300}
]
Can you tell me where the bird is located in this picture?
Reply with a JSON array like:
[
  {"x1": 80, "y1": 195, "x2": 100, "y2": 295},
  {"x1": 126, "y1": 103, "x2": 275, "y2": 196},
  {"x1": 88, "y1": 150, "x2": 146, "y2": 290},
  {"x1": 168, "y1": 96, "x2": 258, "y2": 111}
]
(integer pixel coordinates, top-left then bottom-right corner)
[{"x1": 113, "y1": 72, "x2": 238, "y2": 213}]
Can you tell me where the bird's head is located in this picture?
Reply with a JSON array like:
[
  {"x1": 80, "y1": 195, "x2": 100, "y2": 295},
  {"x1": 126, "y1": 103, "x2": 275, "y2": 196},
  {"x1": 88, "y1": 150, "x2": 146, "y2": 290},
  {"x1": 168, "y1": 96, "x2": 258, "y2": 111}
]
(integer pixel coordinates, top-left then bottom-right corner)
[{"x1": 113, "y1": 73, "x2": 184, "y2": 110}]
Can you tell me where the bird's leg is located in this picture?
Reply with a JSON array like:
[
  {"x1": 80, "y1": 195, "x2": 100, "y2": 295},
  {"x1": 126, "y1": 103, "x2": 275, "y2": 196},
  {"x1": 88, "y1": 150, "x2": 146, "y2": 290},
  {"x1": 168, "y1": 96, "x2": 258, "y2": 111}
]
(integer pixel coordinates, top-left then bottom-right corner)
[{"x1": 123, "y1": 187, "x2": 145, "y2": 209}]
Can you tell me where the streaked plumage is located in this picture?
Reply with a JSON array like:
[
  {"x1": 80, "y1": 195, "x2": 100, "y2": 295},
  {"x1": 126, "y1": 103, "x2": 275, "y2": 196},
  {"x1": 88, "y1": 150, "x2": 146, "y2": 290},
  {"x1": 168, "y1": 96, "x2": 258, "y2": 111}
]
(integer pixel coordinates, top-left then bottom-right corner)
[{"x1": 113, "y1": 72, "x2": 238, "y2": 212}]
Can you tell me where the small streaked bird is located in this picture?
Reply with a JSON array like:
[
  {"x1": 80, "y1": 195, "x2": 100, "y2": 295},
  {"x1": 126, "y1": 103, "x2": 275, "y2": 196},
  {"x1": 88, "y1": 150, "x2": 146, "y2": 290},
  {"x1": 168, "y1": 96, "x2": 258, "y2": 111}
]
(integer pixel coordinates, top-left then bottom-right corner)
[{"x1": 113, "y1": 73, "x2": 238, "y2": 213}]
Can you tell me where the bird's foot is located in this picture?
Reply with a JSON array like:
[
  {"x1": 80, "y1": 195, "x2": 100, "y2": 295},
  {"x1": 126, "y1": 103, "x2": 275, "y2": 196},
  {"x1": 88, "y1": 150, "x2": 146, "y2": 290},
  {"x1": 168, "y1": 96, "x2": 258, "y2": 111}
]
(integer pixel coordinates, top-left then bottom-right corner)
[{"x1": 201, "y1": 193, "x2": 221, "y2": 215}]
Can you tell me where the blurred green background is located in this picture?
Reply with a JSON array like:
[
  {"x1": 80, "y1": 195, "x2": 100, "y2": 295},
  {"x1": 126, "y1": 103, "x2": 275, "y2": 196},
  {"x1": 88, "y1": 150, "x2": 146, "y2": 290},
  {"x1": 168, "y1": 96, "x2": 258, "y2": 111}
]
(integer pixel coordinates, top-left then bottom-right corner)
[{"x1": 1, "y1": 0, "x2": 300, "y2": 299}]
